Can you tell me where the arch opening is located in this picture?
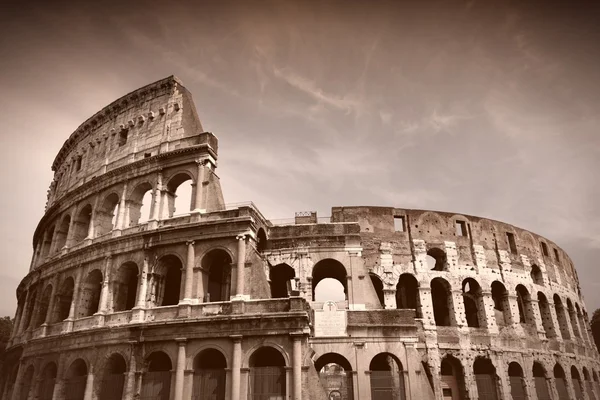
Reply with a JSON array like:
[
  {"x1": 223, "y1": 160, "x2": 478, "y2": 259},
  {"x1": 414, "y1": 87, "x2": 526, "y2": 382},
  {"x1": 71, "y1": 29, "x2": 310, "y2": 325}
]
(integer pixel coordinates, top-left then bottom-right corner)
[
  {"x1": 249, "y1": 347, "x2": 286, "y2": 400},
  {"x1": 202, "y1": 249, "x2": 232, "y2": 302},
  {"x1": 567, "y1": 299, "x2": 581, "y2": 339},
  {"x1": 33, "y1": 285, "x2": 52, "y2": 328},
  {"x1": 554, "y1": 295, "x2": 571, "y2": 340},
  {"x1": 167, "y1": 173, "x2": 193, "y2": 217},
  {"x1": 571, "y1": 366, "x2": 584, "y2": 399},
  {"x1": 533, "y1": 362, "x2": 552, "y2": 400},
  {"x1": 537, "y1": 292, "x2": 556, "y2": 338},
  {"x1": 128, "y1": 182, "x2": 153, "y2": 226},
  {"x1": 431, "y1": 278, "x2": 453, "y2": 326},
  {"x1": 473, "y1": 358, "x2": 498, "y2": 400},
  {"x1": 142, "y1": 352, "x2": 172, "y2": 400},
  {"x1": 193, "y1": 349, "x2": 227, "y2": 400},
  {"x1": 462, "y1": 278, "x2": 484, "y2": 328},
  {"x1": 65, "y1": 359, "x2": 88, "y2": 400},
  {"x1": 508, "y1": 362, "x2": 526, "y2": 400},
  {"x1": 426, "y1": 248, "x2": 447, "y2": 271},
  {"x1": 516, "y1": 285, "x2": 534, "y2": 324},
  {"x1": 95, "y1": 193, "x2": 120, "y2": 236},
  {"x1": 53, "y1": 278, "x2": 74, "y2": 323},
  {"x1": 37, "y1": 363, "x2": 57, "y2": 400},
  {"x1": 312, "y1": 259, "x2": 348, "y2": 302},
  {"x1": 554, "y1": 364, "x2": 570, "y2": 399},
  {"x1": 369, "y1": 353, "x2": 406, "y2": 400},
  {"x1": 440, "y1": 355, "x2": 466, "y2": 400},
  {"x1": 257, "y1": 228, "x2": 268, "y2": 252},
  {"x1": 314, "y1": 353, "x2": 353, "y2": 400},
  {"x1": 113, "y1": 263, "x2": 138, "y2": 312},
  {"x1": 151, "y1": 255, "x2": 182, "y2": 307},
  {"x1": 99, "y1": 354, "x2": 126, "y2": 400},
  {"x1": 370, "y1": 273, "x2": 385, "y2": 308},
  {"x1": 72, "y1": 204, "x2": 92, "y2": 243},
  {"x1": 396, "y1": 274, "x2": 420, "y2": 317},
  {"x1": 531, "y1": 264, "x2": 544, "y2": 286},
  {"x1": 269, "y1": 263, "x2": 296, "y2": 299},
  {"x1": 18, "y1": 366, "x2": 34, "y2": 400},
  {"x1": 79, "y1": 269, "x2": 103, "y2": 317}
]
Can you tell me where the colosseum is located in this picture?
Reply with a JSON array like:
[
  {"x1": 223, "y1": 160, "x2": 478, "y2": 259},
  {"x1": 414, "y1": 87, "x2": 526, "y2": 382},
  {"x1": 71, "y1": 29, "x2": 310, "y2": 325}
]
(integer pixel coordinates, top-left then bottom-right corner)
[{"x1": 1, "y1": 75, "x2": 599, "y2": 400}]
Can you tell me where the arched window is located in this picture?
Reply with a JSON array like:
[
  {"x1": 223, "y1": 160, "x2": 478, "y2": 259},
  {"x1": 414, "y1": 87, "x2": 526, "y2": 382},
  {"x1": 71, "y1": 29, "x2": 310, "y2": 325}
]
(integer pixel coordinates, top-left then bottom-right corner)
[
  {"x1": 53, "y1": 214, "x2": 71, "y2": 252},
  {"x1": 593, "y1": 371, "x2": 600, "y2": 399},
  {"x1": 22, "y1": 288, "x2": 37, "y2": 330},
  {"x1": 65, "y1": 359, "x2": 88, "y2": 400},
  {"x1": 567, "y1": 299, "x2": 581, "y2": 338},
  {"x1": 113, "y1": 263, "x2": 138, "y2": 312},
  {"x1": 312, "y1": 259, "x2": 348, "y2": 302},
  {"x1": 142, "y1": 352, "x2": 172, "y2": 400},
  {"x1": 257, "y1": 228, "x2": 268, "y2": 252},
  {"x1": 426, "y1": 248, "x2": 447, "y2": 271},
  {"x1": 78, "y1": 269, "x2": 103, "y2": 317},
  {"x1": 508, "y1": 362, "x2": 526, "y2": 400},
  {"x1": 583, "y1": 367, "x2": 596, "y2": 400},
  {"x1": 128, "y1": 182, "x2": 153, "y2": 226},
  {"x1": 18, "y1": 366, "x2": 34, "y2": 400},
  {"x1": 369, "y1": 353, "x2": 406, "y2": 400},
  {"x1": 152, "y1": 255, "x2": 182, "y2": 306},
  {"x1": 462, "y1": 278, "x2": 484, "y2": 328},
  {"x1": 370, "y1": 273, "x2": 385, "y2": 308},
  {"x1": 537, "y1": 292, "x2": 556, "y2": 337},
  {"x1": 396, "y1": 274, "x2": 420, "y2": 316},
  {"x1": 533, "y1": 362, "x2": 552, "y2": 400},
  {"x1": 37, "y1": 363, "x2": 57, "y2": 400},
  {"x1": 269, "y1": 264, "x2": 296, "y2": 298},
  {"x1": 193, "y1": 349, "x2": 227, "y2": 400},
  {"x1": 53, "y1": 278, "x2": 74, "y2": 323},
  {"x1": 572, "y1": 366, "x2": 584, "y2": 399},
  {"x1": 440, "y1": 355, "x2": 466, "y2": 400},
  {"x1": 491, "y1": 281, "x2": 511, "y2": 327},
  {"x1": 473, "y1": 358, "x2": 499, "y2": 400},
  {"x1": 249, "y1": 347, "x2": 286, "y2": 400},
  {"x1": 41, "y1": 224, "x2": 55, "y2": 260},
  {"x1": 33, "y1": 284, "x2": 53, "y2": 328},
  {"x1": 531, "y1": 264, "x2": 544, "y2": 286},
  {"x1": 166, "y1": 173, "x2": 193, "y2": 217},
  {"x1": 554, "y1": 295, "x2": 571, "y2": 340},
  {"x1": 4, "y1": 363, "x2": 19, "y2": 400},
  {"x1": 95, "y1": 193, "x2": 120, "y2": 236},
  {"x1": 431, "y1": 278, "x2": 453, "y2": 326},
  {"x1": 100, "y1": 354, "x2": 126, "y2": 400},
  {"x1": 554, "y1": 364, "x2": 569, "y2": 399},
  {"x1": 576, "y1": 304, "x2": 588, "y2": 342},
  {"x1": 201, "y1": 249, "x2": 232, "y2": 302},
  {"x1": 516, "y1": 285, "x2": 534, "y2": 324},
  {"x1": 314, "y1": 353, "x2": 354, "y2": 400},
  {"x1": 72, "y1": 204, "x2": 92, "y2": 243}
]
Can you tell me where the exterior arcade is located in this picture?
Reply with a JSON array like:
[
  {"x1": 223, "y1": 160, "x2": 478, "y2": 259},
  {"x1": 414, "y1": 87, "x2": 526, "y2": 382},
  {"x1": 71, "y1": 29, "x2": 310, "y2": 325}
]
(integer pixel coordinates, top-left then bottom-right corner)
[{"x1": 2, "y1": 76, "x2": 599, "y2": 400}]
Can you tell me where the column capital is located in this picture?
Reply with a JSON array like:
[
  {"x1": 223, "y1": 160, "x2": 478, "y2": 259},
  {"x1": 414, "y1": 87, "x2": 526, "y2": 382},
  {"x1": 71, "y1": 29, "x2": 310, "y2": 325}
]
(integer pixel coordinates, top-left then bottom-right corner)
[
  {"x1": 230, "y1": 334, "x2": 243, "y2": 342},
  {"x1": 195, "y1": 158, "x2": 208, "y2": 166},
  {"x1": 186, "y1": 240, "x2": 195, "y2": 246},
  {"x1": 236, "y1": 234, "x2": 248, "y2": 241},
  {"x1": 175, "y1": 337, "x2": 187, "y2": 344},
  {"x1": 290, "y1": 332, "x2": 306, "y2": 339}
]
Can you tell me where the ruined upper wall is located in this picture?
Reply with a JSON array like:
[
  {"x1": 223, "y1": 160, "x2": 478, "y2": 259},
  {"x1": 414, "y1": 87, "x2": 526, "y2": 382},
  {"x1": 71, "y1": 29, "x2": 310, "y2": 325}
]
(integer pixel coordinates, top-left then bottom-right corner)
[
  {"x1": 325, "y1": 206, "x2": 579, "y2": 290},
  {"x1": 47, "y1": 76, "x2": 215, "y2": 209}
]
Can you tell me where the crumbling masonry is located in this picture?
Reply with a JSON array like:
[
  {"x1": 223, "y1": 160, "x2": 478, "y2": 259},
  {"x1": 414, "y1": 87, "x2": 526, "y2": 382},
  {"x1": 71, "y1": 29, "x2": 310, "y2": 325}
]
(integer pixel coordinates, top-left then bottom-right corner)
[{"x1": 2, "y1": 76, "x2": 599, "y2": 400}]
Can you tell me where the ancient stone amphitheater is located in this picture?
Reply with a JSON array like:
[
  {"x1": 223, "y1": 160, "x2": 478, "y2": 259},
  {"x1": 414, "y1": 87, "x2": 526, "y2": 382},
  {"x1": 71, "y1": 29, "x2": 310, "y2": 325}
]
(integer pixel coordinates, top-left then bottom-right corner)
[{"x1": 2, "y1": 76, "x2": 599, "y2": 400}]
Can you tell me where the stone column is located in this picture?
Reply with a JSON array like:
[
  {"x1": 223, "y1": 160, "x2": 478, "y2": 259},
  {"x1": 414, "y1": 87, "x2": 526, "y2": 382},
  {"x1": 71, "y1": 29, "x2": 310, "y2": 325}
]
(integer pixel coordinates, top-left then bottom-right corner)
[
  {"x1": 98, "y1": 256, "x2": 112, "y2": 314},
  {"x1": 114, "y1": 182, "x2": 128, "y2": 232},
  {"x1": 418, "y1": 285, "x2": 435, "y2": 328},
  {"x1": 193, "y1": 160, "x2": 206, "y2": 213},
  {"x1": 49, "y1": 223, "x2": 62, "y2": 255},
  {"x1": 65, "y1": 270, "x2": 82, "y2": 332},
  {"x1": 234, "y1": 235, "x2": 247, "y2": 300},
  {"x1": 63, "y1": 215, "x2": 76, "y2": 250},
  {"x1": 173, "y1": 339, "x2": 186, "y2": 400},
  {"x1": 29, "y1": 242, "x2": 42, "y2": 271},
  {"x1": 291, "y1": 334, "x2": 302, "y2": 400},
  {"x1": 10, "y1": 299, "x2": 24, "y2": 341},
  {"x1": 41, "y1": 277, "x2": 58, "y2": 336},
  {"x1": 451, "y1": 290, "x2": 467, "y2": 327},
  {"x1": 83, "y1": 366, "x2": 94, "y2": 400},
  {"x1": 231, "y1": 335, "x2": 242, "y2": 400},
  {"x1": 383, "y1": 288, "x2": 397, "y2": 309},
  {"x1": 85, "y1": 208, "x2": 95, "y2": 240},
  {"x1": 547, "y1": 300, "x2": 563, "y2": 341},
  {"x1": 16, "y1": 290, "x2": 32, "y2": 335},
  {"x1": 529, "y1": 298, "x2": 547, "y2": 338},
  {"x1": 183, "y1": 241, "x2": 195, "y2": 303},
  {"x1": 148, "y1": 172, "x2": 163, "y2": 229},
  {"x1": 10, "y1": 360, "x2": 25, "y2": 400},
  {"x1": 481, "y1": 291, "x2": 498, "y2": 333},
  {"x1": 123, "y1": 343, "x2": 137, "y2": 400},
  {"x1": 132, "y1": 256, "x2": 149, "y2": 322}
]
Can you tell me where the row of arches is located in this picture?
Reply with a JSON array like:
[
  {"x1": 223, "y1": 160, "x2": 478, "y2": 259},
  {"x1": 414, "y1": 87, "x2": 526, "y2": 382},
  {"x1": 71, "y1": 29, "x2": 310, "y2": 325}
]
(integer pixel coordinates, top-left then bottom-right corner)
[
  {"x1": 34, "y1": 171, "x2": 197, "y2": 266},
  {"x1": 16, "y1": 249, "x2": 234, "y2": 335}
]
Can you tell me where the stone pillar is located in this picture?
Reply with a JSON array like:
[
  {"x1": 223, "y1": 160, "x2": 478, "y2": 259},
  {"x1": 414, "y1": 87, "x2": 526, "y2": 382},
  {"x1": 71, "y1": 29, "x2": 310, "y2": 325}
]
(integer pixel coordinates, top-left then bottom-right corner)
[
  {"x1": 65, "y1": 270, "x2": 82, "y2": 332},
  {"x1": 41, "y1": 277, "x2": 58, "y2": 336},
  {"x1": 354, "y1": 342, "x2": 369, "y2": 400},
  {"x1": 148, "y1": 172, "x2": 163, "y2": 229},
  {"x1": 183, "y1": 241, "x2": 195, "y2": 303},
  {"x1": 49, "y1": 223, "x2": 62, "y2": 255},
  {"x1": 132, "y1": 256, "x2": 149, "y2": 322},
  {"x1": 83, "y1": 366, "x2": 94, "y2": 400},
  {"x1": 530, "y1": 298, "x2": 547, "y2": 338},
  {"x1": 481, "y1": 291, "x2": 498, "y2": 333},
  {"x1": 231, "y1": 335, "x2": 242, "y2": 400},
  {"x1": 507, "y1": 294, "x2": 523, "y2": 330},
  {"x1": 123, "y1": 344, "x2": 137, "y2": 400},
  {"x1": 292, "y1": 334, "x2": 302, "y2": 400},
  {"x1": 234, "y1": 235, "x2": 247, "y2": 300},
  {"x1": 16, "y1": 290, "x2": 32, "y2": 335},
  {"x1": 10, "y1": 360, "x2": 25, "y2": 400},
  {"x1": 451, "y1": 290, "x2": 467, "y2": 327},
  {"x1": 98, "y1": 256, "x2": 112, "y2": 314},
  {"x1": 383, "y1": 288, "x2": 397, "y2": 309},
  {"x1": 192, "y1": 160, "x2": 206, "y2": 213},
  {"x1": 10, "y1": 300, "x2": 24, "y2": 341},
  {"x1": 547, "y1": 300, "x2": 564, "y2": 341},
  {"x1": 63, "y1": 215, "x2": 76, "y2": 250},
  {"x1": 173, "y1": 339, "x2": 186, "y2": 400},
  {"x1": 114, "y1": 182, "x2": 128, "y2": 232},
  {"x1": 29, "y1": 242, "x2": 42, "y2": 271},
  {"x1": 418, "y1": 285, "x2": 435, "y2": 328},
  {"x1": 85, "y1": 208, "x2": 95, "y2": 240}
]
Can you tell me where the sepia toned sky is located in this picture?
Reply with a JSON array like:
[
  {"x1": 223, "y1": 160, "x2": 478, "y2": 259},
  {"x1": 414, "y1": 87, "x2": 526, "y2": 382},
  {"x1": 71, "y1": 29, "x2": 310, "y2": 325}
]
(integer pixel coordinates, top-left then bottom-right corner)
[{"x1": 1, "y1": 0, "x2": 599, "y2": 317}]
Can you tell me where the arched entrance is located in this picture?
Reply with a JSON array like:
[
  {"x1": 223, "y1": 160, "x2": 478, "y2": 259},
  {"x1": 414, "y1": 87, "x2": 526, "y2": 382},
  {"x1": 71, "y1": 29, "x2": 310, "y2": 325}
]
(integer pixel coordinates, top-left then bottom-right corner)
[
  {"x1": 314, "y1": 353, "x2": 353, "y2": 400},
  {"x1": 153, "y1": 255, "x2": 182, "y2": 306},
  {"x1": 64, "y1": 359, "x2": 87, "y2": 400},
  {"x1": 79, "y1": 269, "x2": 103, "y2": 317},
  {"x1": 571, "y1": 366, "x2": 584, "y2": 399},
  {"x1": 462, "y1": 278, "x2": 484, "y2": 328},
  {"x1": 431, "y1": 278, "x2": 453, "y2": 326},
  {"x1": 508, "y1": 362, "x2": 526, "y2": 400},
  {"x1": 269, "y1": 263, "x2": 296, "y2": 298},
  {"x1": 473, "y1": 357, "x2": 499, "y2": 400},
  {"x1": 99, "y1": 353, "x2": 126, "y2": 400},
  {"x1": 491, "y1": 281, "x2": 511, "y2": 328},
  {"x1": 192, "y1": 348, "x2": 227, "y2": 400},
  {"x1": 440, "y1": 355, "x2": 466, "y2": 400},
  {"x1": 533, "y1": 362, "x2": 551, "y2": 400},
  {"x1": 202, "y1": 249, "x2": 232, "y2": 302},
  {"x1": 37, "y1": 362, "x2": 57, "y2": 400},
  {"x1": 141, "y1": 352, "x2": 172, "y2": 400},
  {"x1": 396, "y1": 274, "x2": 419, "y2": 316},
  {"x1": 554, "y1": 363, "x2": 569, "y2": 399},
  {"x1": 369, "y1": 353, "x2": 406, "y2": 400},
  {"x1": 312, "y1": 259, "x2": 348, "y2": 302},
  {"x1": 54, "y1": 278, "x2": 74, "y2": 322},
  {"x1": 249, "y1": 347, "x2": 286, "y2": 400},
  {"x1": 18, "y1": 366, "x2": 34, "y2": 400},
  {"x1": 113, "y1": 263, "x2": 138, "y2": 311}
]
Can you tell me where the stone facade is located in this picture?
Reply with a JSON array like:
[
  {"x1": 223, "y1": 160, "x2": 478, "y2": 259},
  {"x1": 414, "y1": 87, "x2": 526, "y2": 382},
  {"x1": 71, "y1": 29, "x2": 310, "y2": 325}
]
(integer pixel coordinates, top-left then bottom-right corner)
[{"x1": 2, "y1": 76, "x2": 599, "y2": 400}]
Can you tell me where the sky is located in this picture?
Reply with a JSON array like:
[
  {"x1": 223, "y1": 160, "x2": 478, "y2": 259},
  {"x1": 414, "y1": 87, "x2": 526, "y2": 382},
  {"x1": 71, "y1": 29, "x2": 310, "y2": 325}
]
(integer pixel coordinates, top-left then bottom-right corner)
[{"x1": 0, "y1": 0, "x2": 599, "y2": 317}]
